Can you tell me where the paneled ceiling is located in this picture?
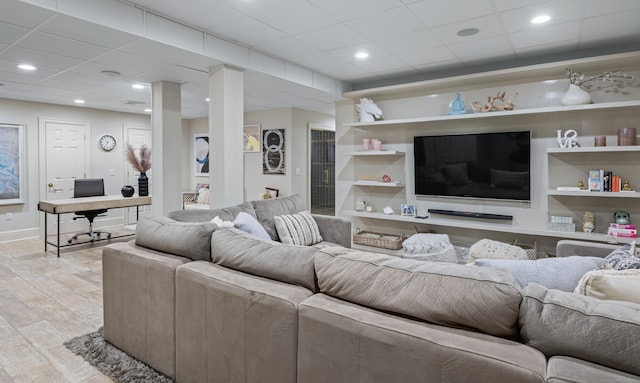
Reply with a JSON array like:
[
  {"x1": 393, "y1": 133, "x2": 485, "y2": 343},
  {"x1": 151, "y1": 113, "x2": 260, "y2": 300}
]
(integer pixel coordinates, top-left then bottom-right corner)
[{"x1": 1, "y1": 0, "x2": 639, "y2": 118}]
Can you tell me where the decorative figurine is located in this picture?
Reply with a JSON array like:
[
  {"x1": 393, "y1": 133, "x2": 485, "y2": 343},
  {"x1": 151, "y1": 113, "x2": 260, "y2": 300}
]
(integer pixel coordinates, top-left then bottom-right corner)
[
  {"x1": 381, "y1": 174, "x2": 392, "y2": 183},
  {"x1": 472, "y1": 91, "x2": 517, "y2": 112},
  {"x1": 356, "y1": 98, "x2": 383, "y2": 122},
  {"x1": 383, "y1": 206, "x2": 394, "y2": 215},
  {"x1": 614, "y1": 211, "x2": 631, "y2": 225},
  {"x1": 582, "y1": 212, "x2": 595, "y2": 233},
  {"x1": 578, "y1": 179, "x2": 586, "y2": 190},
  {"x1": 556, "y1": 129, "x2": 579, "y2": 148},
  {"x1": 623, "y1": 180, "x2": 633, "y2": 191},
  {"x1": 447, "y1": 93, "x2": 466, "y2": 115}
]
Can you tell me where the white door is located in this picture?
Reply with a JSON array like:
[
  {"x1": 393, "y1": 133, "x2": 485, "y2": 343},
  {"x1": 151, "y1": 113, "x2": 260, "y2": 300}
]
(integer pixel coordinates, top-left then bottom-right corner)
[
  {"x1": 41, "y1": 118, "x2": 90, "y2": 234},
  {"x1": 125, "y1": 126, "x2": 152, "y2": 223}
]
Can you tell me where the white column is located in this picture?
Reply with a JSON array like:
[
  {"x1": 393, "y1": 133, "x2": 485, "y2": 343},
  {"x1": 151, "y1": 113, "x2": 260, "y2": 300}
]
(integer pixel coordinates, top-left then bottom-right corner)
[
  {"x1": 151, "y1": 81, "x2": 182, "y2": 214},
  {"x1": 208, "y1": 64, "x2": 244, "y2": 207}
]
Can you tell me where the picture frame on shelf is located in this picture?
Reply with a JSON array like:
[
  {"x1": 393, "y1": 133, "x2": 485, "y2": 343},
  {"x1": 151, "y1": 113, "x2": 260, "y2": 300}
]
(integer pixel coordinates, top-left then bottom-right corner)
[{"x1": 401, "y1": 204, "x2": 415, "y2": 217}]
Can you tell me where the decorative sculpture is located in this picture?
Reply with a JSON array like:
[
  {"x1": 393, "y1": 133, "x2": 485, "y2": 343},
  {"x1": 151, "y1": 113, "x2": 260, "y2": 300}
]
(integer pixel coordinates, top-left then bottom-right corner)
[
  {"x1": 356, "y1": 98, "x2": 383, "y2": 122},
  {"x1": 556, "y1": 129, "x2": 579, "y2": 148},
  {"x1": 472, "y1": 91, "x2": 517, "y2": 112},
  {"x1": 614, "y1": 211, "x2": 631, "y2": 225},
  {"x1": 447, "y1": 93, "x2": 466, "y2": 115}
]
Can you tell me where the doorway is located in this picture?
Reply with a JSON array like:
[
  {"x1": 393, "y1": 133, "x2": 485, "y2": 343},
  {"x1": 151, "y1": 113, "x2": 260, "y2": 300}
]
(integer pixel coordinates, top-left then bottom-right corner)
[
  {"x1": 309, "y1": 124, "x2": 335, "y2": 216},
  {"x1": 40, "y1": 118, "x2": 90, "y2": 235}
]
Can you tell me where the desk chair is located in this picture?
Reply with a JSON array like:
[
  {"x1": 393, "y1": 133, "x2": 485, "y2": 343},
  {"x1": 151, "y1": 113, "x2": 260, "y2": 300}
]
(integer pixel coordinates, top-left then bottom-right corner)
[{"x1": 68, "y1": 178, "x2": 112, "y2": 243}]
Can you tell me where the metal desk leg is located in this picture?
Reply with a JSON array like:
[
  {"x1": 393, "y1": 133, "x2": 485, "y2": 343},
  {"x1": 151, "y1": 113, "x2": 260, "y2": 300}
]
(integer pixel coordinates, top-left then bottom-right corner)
[
  {"x1": 57, "y1": 213, "x2": 60, "y2": 257},
  {"x1": 44, "y1": 212, "x2": 48, "y2": 252}
]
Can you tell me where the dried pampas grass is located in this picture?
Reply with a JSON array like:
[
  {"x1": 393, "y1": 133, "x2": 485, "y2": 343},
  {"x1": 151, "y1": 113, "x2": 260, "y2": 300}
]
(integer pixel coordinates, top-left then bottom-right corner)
[{"x1": 127, "y1": 144, "x2": 152, "y2": 173}]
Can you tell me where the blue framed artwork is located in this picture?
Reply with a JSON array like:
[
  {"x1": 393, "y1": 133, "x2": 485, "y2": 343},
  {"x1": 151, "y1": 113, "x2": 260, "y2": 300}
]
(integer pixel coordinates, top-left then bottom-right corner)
[{"x1": 0, "y1": 124, "x2": 24, "y2": 205}]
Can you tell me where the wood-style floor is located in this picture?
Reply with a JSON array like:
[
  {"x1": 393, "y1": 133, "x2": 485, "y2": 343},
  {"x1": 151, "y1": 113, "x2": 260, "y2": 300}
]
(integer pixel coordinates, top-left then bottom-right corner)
[{"x1": 0, "y1": 238, "x2": 112, "y2": 382}]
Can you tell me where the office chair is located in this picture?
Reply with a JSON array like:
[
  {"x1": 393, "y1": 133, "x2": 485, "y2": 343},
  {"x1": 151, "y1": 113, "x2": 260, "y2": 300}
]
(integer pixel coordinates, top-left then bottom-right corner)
[{"x1": 68, "y1": 178, "x2": 112, "y2": 243}]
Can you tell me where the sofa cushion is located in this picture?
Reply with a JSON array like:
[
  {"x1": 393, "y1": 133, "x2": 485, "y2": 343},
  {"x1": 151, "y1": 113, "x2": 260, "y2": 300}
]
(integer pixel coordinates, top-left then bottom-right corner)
[
  {"x1": 473, "y1": 256, "x2": 608, "y2": 292},
  {"x1": 574, "y1": 269, "x2": 640, "y2": 304},
  {"x1": 604, "y1": 242, "x2": 640, "y2": 270},
  {"x1": 135, "y1": 215, "x2": 218, "y2": 261},
  {"x1": 274, "y1": 210, "x2": 322, "y2": 246},
  {"x1": 547, "y1": 356, "x2": 640, "y2": 383},
  {"x1": 234, "y1": 211, "x2": 270, "y2": 240},
  {"x1": 315, "y1": 247, "x2": 523, "y2": 338},
  {"x1": 519, "y1": 283, "x2": 640, "y2": 377},
  {"x1": 210, "y1": 228, "x2": 318, "y2": 292},
  {"x1": 252, "y1": 194, "x2": 306, "y2": 241},
  {"x1": 167, "y1": 201, "x2": 256, "y2": 222}
]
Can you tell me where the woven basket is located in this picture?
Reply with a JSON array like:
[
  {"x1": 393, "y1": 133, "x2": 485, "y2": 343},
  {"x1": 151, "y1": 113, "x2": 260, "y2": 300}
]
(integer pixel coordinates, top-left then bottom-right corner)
[
  {"x1": 512, "y1": 239, "x2": 538, "y2": 260},
  {"x1": 353, "y1": 229, "x2": 405, "y2": 250}
]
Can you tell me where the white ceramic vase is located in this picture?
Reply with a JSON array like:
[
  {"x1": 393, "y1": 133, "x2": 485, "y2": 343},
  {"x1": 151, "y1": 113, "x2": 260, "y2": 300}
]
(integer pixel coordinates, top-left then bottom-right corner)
[{"x1": 560, "y1": 84, "x2": 592, "y2": 106}]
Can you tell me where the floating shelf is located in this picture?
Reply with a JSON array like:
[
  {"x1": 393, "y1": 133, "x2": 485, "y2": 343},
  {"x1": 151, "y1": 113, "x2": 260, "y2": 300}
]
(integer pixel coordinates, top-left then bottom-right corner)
[
  {"x1": 345, "y1": 210, "x2": 634, "y2": 244},
  {"x1": 548, "y1": 190, "x2": 640, "y2": 198},
  {"x1": 352, "y1": 181, "x2": 404, "y2": 188},
  {"x1": 347, "y1": 150, "x2": 405, "y2": 156},
  {"x1": 547, "y1": 146, "x2": 640, "y2": 154}
]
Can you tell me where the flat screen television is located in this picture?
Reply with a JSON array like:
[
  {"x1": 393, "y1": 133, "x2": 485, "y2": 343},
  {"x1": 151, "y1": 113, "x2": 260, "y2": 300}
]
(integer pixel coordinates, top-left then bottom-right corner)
[{"x1": 414, "y1": 131, "x2": 531, "y2": 201}]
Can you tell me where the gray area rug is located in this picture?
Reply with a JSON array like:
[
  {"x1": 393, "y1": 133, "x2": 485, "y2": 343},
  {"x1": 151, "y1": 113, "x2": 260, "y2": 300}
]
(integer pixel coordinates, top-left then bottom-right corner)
[{"x1": 64, "y1": 327, "x2": 174, "y2": 383}]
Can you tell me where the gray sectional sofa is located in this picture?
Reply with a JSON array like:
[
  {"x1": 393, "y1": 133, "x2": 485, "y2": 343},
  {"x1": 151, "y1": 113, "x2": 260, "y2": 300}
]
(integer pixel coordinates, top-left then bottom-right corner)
[{"x1": 102, "y1": 194, "x2": 640, "y2": 383}]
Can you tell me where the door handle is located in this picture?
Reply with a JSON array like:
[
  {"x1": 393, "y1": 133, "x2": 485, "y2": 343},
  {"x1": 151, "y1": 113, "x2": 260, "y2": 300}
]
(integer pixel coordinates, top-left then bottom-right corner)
[{"x1": 48, "y1": 183, "x2": 54, "y2": 188}]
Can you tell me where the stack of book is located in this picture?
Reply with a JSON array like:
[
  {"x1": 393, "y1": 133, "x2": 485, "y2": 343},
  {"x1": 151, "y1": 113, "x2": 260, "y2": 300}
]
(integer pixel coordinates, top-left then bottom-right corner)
[
  {"x1": 588, "y1": 170, "x2": 624, "y2": 192},
  {"x1": 607, "y1": 223, "x2": 637, "y2": 238}
]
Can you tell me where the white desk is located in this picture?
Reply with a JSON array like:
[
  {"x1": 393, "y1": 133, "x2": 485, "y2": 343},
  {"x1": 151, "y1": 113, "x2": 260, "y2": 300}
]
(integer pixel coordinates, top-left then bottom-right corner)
[{"x1": 38, "y1": 195, "x2": 152, "y2": 256}]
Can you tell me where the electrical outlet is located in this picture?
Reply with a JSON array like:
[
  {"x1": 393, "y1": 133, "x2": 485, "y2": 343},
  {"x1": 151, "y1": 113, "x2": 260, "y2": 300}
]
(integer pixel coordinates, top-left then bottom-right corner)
[{"x1": 5, "y1": 213, "x2": 12, "y2": 221}]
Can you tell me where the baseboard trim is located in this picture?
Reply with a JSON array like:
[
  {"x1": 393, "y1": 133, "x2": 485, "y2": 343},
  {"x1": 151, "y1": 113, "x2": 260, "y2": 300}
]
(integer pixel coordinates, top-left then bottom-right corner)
[{"x1": 0, "y1": 227, "x2": 41, "y2": 243}]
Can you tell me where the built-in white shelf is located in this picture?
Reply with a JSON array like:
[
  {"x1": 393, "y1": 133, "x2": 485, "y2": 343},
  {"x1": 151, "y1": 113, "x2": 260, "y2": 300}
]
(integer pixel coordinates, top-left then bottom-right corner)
[
  {"x1": 344, "y1": 100, "x2": 640, "y2": 129},
  {"x1": 547, "y1": 146, "x2": 640, "y2": 154},
  {"x1": 346, "y1": 210, "x2": 634, "y2": 244},
  {"x1": 352, "y1": 181, "x2": 404, "y2": 187},
  {"x1": 548, "y1": 190, "x2": 640, "y2": 198},
  {"x1": 347, "y1": 150, "x2": 405, "y2": 156}
]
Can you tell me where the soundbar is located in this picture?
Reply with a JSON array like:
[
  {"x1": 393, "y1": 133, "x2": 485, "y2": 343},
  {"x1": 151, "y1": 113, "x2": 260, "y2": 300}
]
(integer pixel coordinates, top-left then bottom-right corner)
[{"x1": 427, "y1": 209, "x2": 513, "y2": 221}]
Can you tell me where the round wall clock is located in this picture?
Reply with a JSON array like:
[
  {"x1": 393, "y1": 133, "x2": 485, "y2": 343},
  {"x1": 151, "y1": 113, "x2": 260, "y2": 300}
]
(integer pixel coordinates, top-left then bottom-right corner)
[{"x1": 99, "y1": 134, "x2": 117, "y2": 152}]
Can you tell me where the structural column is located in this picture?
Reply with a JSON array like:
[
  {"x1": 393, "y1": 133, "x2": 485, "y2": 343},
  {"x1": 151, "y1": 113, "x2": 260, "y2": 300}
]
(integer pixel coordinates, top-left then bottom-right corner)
[
  {"x1": 151, "y1": 81, "x2": 182, "y2": 214},
  {"x1": 208, "y1": 65, "x2": 244, "y2": 207}
]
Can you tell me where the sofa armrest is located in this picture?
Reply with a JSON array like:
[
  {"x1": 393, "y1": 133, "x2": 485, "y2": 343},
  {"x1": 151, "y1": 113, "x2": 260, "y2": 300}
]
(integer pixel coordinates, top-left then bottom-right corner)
[
  {"x1": 556, "y1": 240, "x2": 618, "y2": 258},
  {"x1": 312, "y1": 214, "x2": 351, "y2": 248}
]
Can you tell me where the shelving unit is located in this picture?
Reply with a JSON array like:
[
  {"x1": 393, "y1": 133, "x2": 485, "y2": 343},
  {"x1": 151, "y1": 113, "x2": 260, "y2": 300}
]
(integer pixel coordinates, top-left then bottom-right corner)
[{"x1": 337, "y1": 51, "x2": 640, "y2": 246}]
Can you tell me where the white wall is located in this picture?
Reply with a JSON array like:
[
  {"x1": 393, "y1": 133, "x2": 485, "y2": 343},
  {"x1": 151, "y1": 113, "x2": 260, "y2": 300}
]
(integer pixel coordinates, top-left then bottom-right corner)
[
  {"x1": 186, "y1": 107, "x2": 334, "y2": 203},
  {"x1": 0, "y1": 98, "x2": 151, "y2": 241}
]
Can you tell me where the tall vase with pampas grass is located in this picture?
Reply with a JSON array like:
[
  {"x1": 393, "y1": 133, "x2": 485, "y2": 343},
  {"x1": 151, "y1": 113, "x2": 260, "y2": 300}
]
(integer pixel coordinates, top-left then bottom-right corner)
[{"x1": 126, "y1": 144, "x2": 152, "y2": 196}]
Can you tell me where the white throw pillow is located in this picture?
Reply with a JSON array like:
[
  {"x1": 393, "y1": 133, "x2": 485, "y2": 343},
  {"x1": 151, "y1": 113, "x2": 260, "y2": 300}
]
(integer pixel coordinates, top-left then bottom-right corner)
[
  {"x1": 211, "y1": 215, "x2": 234, "y2": 228},
  {"x1": 234, "y1": 212, "x2": 270, "y2": 240},
  {"x1": 469, "y1": 238, "x2": 529, "y2": 261},
  {"x1": 274, "y1": 210, "x2": 322, "y2": 246},
  {"x1": 574, "y1": 269, "x2": 640, "y2": 304}
]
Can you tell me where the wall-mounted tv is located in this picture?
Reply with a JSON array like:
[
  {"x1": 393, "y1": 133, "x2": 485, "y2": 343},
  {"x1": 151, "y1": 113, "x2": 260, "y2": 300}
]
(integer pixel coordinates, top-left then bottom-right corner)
[{"x1": 414, "y1": 131, "x2": 531, "y2": 201}]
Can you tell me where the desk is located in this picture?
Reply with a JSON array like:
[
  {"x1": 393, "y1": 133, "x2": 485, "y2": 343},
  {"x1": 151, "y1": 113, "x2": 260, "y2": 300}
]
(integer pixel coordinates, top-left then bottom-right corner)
[{"x1": 38, "y1": 195, "x2": 152, "y2": 256}]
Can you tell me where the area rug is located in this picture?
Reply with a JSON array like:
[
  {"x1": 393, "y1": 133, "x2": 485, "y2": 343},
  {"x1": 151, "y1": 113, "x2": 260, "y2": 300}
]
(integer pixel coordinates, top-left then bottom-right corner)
[{"x1": 63, "y1": 327, "x2": 173, "y2": 383}]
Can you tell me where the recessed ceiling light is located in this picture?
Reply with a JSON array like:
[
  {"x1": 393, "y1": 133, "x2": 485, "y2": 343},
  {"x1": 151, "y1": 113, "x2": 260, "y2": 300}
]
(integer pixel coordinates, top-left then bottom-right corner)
[
  {"x1": 531, "y1": 15, "x2": 550, "y2": 24},
  {"x1": 131, "y1": 83, "x2": 145, "y2": 89},
  {"x1": 457, "y1": 28, "x2": 479, "y2": 37},
  {"x1": 101, "y1": 70, "x2": 121, "y2": 77},
  {"x1": 17, "y1": 64, "x2": 37, "y2": 71},
  {"x1": 74, "y1": 99, "x2": 85, "y2": 104},
  {"x1": 144, "y1": 108, "x2": 152, "y2": 113},
  {"x1": 205, "y1": 97, "x2": 210, "y2": 102},
  {"x1": 355, "y1": 51, "x2": 369, "y2": 59}
]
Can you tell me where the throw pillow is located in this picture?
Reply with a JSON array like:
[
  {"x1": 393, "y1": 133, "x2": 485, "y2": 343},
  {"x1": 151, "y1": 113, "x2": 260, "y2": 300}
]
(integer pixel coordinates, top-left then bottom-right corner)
[
  {"x1": 604, "y1": 242, "x2": 640, "y2": 270},
  {"x1": 135, "y1": 215, "x2": 218, "y2": 261},
  {"x1": 211, "y1": 215, "x2": 234, "y2": 228},
  {"x1": 234, "y1": 211, "x2": 270, "y2": 240},
  {"x1": 473, "y1": 256, "x2": 609, "y2": 292},
  {"x1": 274, "y1": 210, "x2": 322, "y2": 246},
  {"x1": 574, "y1": 269, "x2": 640, "y2": 304},
  {"x1": 469, "y1": 238, "x2": 529, "y2": 261}
]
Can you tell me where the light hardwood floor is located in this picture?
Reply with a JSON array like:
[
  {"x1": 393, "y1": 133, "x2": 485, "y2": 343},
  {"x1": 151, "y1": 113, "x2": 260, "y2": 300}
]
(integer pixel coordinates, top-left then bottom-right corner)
[{"x1": 0, "y1": 238, "x2": 112, "y2": 382}]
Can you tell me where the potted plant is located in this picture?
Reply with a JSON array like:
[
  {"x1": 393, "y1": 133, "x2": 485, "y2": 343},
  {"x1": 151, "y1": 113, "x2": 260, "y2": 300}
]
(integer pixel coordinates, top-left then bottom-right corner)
[
  {"x1": 126, "y1": 144, "x2": 151, "y2": 196},
  {"x1": 562, "y1": 68, "x2": 633, "y2": 106}
]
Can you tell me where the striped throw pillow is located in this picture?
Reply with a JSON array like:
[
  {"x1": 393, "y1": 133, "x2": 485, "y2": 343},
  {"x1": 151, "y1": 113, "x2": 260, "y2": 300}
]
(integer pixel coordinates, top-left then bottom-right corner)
[{"x1": 274, "y1": 210, "x2": 323, "y2": 246}]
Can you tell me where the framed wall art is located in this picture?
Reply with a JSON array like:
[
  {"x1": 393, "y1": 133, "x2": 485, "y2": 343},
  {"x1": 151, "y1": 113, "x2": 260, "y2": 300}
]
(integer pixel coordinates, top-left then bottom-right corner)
[
  {"x1": 243, "y1": 124, "x2": 261, "y2": 152},
  {"x1": 0, "y1": 124, "x2": 25, "y2": 205},
  {"x1": 263, "y1": 129, "x2": 285, "y2": 175},
  {"x1": 193, "y1": 133, "x2": 209, "y2": 177}
]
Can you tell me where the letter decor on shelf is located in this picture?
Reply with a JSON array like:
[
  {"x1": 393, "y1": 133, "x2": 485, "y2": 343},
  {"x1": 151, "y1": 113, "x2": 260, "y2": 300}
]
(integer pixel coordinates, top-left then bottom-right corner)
[{"x1": 556, "y1": 129, "x2": 578, "y2": 148}]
